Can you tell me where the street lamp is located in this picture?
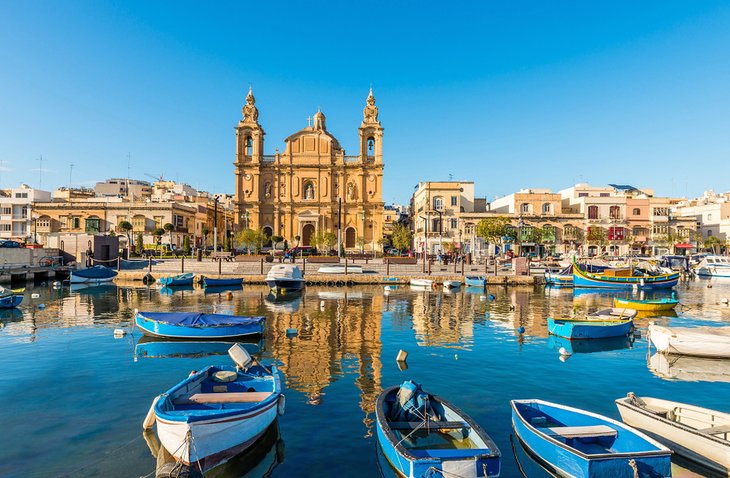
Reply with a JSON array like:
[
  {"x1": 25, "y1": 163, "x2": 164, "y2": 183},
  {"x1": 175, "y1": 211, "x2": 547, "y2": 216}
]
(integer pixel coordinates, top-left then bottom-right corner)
[
  {"x1": 31, "y1": 214, "x2": 39, "y2": 245},
  {"x1": 360, "y1": 211, "x2": 366, "y2": 255},
  {"x1": 517, "y1": 216, "x2": 525, "y2": 257}
]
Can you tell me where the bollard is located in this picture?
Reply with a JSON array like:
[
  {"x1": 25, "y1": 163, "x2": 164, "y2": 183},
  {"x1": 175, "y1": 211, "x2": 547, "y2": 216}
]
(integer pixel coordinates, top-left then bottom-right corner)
[
  {"x1": 454, "y1": 258, "x2": 457, "y2": 274},
  {"x1": 260, "y1": 257, "x2": 264, "y2": 275},
  {"x1": 117, "y1": 256, "x2": 121, "y2": 271},
  {"x1": 148, "y1": 256, "x2": 152, "y2": 272},
  {"x1": 461, "y1": 259, "x2": 464, "y2": 275},
  {"x1": 345, "y1": 258, "x2": 348, "y2": 275},
  {"x1": 428, "y1": 259, "x2": 432, "y2": 275},
  {"x1": 218, "y1": 257, "x2": 222, "y2": 275},
  {"x1": 181, "y1": 256, "x2": 185, "y2": 273},
  {"x1": 386, "y1": 258, "x2": 390, "y2": 276}
]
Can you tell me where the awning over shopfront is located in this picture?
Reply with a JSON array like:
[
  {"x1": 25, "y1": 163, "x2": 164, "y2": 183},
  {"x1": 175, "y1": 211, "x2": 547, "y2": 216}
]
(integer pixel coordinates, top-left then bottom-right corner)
[{"x1": 675, "y1": 243, "x2": 694, "y2": 249}]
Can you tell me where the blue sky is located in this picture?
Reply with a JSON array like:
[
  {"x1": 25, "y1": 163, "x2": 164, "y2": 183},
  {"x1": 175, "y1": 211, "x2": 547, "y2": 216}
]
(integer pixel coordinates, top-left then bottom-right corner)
[{"x1": 1, "y1": 1, "x2": 729, "y2": 204}]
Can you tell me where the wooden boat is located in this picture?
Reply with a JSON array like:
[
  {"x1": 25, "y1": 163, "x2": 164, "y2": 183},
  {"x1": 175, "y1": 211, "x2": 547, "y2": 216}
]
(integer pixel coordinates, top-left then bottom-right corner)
[
  {"x1": 613, "y1": 297, "x2": 678, "y2": 311},
  {"x1": 265, "y1": 265, "x2": 305, "y2": 292},
  {"x1": 135, "y1": 310, "x2": 265, "y2": 339},
  {"x1": 202, "y1": 276, "x2": 244, "y2": 287},
  {"x1": 376, "y1": 381, "x2": 501, "y2": 478},
  {"x1": 158, "y1": 273, "x2": 196, "y2": 287},
  {"x1": 586, "y1": 307, "x2": 638, "y2": 321},
  {"x1": 150, "y1": 344, "x2": 285, "y2": 472},
  {"x1": 69, "y1": 265, "x2": 118, "y2": 284},
  {"x1": 511, "y1": 399, "x2": 671, "y2": 478},
  {"x1": 548, "y1": 335, "x2": 632, "y2": 355},
  {"x1": 649, "y1": 324, "x2": 730, "y2": 358},
  {"x1": 443, "y1": 280, "x2": 461, "y2": 289},
  {"x1": 409, "y1": 278, "x2": 434, "y2": 288},
  {"x1": 545, "y1": 272, "x2": 574, "y2": 287},
  {"x1": 464, "y1": 276, "x2": 486, "y2": 287},
  {"x1": 573, "y1": 264, "x2": 679, "y2": 290},
  {"x1": 317, "y1": 264, "x2": 363, "y2": 274},
  {"x1": 548, "y1": 316, "x2": 634, "y2": 340},
  {"x1": 616, "y1": 393, "x2": 730, "y2": 475}
]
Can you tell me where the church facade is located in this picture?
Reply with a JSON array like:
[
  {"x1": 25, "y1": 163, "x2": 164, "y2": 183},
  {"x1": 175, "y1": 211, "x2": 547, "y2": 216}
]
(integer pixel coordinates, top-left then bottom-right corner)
[{"x1": 233, "y1": 88, "x2": 384, "y2": 252}]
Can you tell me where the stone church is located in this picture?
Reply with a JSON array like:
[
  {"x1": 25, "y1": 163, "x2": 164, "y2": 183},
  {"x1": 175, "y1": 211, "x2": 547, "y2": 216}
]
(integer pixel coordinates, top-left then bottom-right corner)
[{"x1": 233, "y1": 87, "x2": 384, "y2": 251}]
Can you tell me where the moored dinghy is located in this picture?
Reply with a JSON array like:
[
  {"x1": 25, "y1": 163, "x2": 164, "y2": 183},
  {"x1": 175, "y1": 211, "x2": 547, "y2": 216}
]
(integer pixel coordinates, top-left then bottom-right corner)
[
  {"x1": 202, "y1": 276, "x2": 244, "y2": 287},
  {"x1": 443, "y1": 280, "x2": 461, "y2": 289},
  {"x1": 69, "y1": 265, "x2": 118, "y2": 284},
  {"x1": 547, "y1": 317, "x2": 634, "y2": 340},
  {"x1": 613, "y1": 297, "x2": 678, "y2": 312},
  {"x1": 135, "y1": 310, "x2": 265, "y2": 339},
  {"x1": 616, "y1": 393, "x2": 730, "y2": 476},
  {"x1": 376, "y1": 381, "x2": 501, "y2": 477},
  {"x1": 158, "y1": 273, "x2": 196, "y2": 287},
  {"x1": 649, "y1": 324, "x2": 730, "y2": 358},
  {"x1": 511, "y1": 399, "x2": 671, "y2": 478},
  {"x1": 149, "y1": 344, "x2": 284, "y2": 473},
  {"x1": 465, "y1": 276, "x2": 487, "y2": 288},
  {"x1": 410, "y1": 278, "x2": 434, "y2": 288}
]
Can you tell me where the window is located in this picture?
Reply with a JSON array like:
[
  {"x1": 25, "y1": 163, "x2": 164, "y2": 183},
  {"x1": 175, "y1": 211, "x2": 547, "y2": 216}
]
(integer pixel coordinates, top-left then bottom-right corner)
[
  {"x1": 708, "y1": 214, "x2": 713, "y2": 221},
  {"x1": 132, "y1": 216, "x2": 146, "y2": 231},
  {"x1": 632, "y1": 208, "x2": 641, "y2": 215},
  {"x1": 451, "y1": 196, "x2": 457, "y2": 206},
  {"x1": 564, "y1": 225, "x2": 579, "y2": 238},
  {"x1": 653, "y1": 207, "x2": 668, "y2": 216},
  {"x1": 608, "y1": 227, "x2": 624, "y2": 241},
  {"x1": 153, "y1": 216, "x2": 163, "y2": 228},
  {"x1": 432, "y1": 219, "x2": 441, "y2": 232},
  {"x1": 85, "y1": 218, "x2": 101, "y2": 233},
  {"x1": 59, "y1": 216, "x2": 67, "y2": 228},
  {"x1": 433, "y1": 197, "x2": 443, "y2": 211},
  {"x1": 173, "y1": 214, "x2": 184, "y2": 228},
  {"x1": 367, "y1": 137, "x2": 375, "y2": 155},
  {"x1": 450, "y1": 218, "x2": 458, "y2": 229},
  {"x1": 1, "y1": 207, "x2": 10, "y2": 215},
  {"x1": 588, "y1": 205, "x2": 598, "y2": 219},
  {"x1": 15, "y1": 192, "x2": 28, "y2": 199},
  {"x1": 600, "y1": 193, "x2": 610, "y2": 197},
  {"x1": 652, "y1": 225, "x2": 668, "y2": 235},
  {"x1": 37, "y1": 217, "x2": 51, "y2": 229},
  {"x1": 609, "y1": 206, "x2": 621, "y2": 219},
  {"x1": 542, "y1": 203, "x2": 552, "y2": 214},
  {"x1": 578, "y1": 192, "x2": 589, "y2": 197},
  {"x1": 72, "y1": 217, "x2": 81, "y2": 229},
  {"x1": 245, "y1": 137, "x2": 253, "y2": 156},
  {"x1": 520, "y1": 203, "x2": 530, "y2": 214},
  {"x1": 0, "y1": 224, "x2": 10, "y2": 232}
]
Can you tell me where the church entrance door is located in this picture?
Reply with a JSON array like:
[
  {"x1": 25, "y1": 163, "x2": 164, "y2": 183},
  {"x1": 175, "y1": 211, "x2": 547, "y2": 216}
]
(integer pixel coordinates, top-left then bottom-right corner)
[{"x1": 302, "y1": 224, "x2": 315, "y2": 246}]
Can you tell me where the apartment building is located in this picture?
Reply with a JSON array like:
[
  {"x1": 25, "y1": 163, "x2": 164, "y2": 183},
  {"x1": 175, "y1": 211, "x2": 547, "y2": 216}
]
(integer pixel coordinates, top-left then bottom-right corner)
[{"x1": 0, "y1": 184, "x2": 52, "y2": 243}]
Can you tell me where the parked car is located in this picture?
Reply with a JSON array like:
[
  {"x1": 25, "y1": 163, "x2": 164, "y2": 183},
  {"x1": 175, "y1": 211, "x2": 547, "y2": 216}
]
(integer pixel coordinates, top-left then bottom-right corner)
[{"x1": 0, "y1": 240, "x2": 23, "y2": 248}]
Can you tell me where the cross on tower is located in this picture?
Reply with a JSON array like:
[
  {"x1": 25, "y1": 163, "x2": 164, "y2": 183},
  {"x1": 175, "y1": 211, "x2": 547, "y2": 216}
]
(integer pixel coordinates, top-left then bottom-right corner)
[{"x1": 306, "y1": 116, "x2": 312, "y2": 127}]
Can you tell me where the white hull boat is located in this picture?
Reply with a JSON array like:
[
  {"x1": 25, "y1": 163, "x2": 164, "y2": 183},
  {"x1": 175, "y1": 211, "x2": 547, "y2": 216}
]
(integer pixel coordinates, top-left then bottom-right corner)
[
  {"x1": 696, "y1": 255, "x2": 730, "y2": 277},
  {"x1": 265, "y1": 265, "x2": 305, "y2": 292},
  {"x1": 616, "y1": 393, "x2": 730, "y2": 475},
  {"x1": 443, "y1": 280, "x2": 461, "y2": 289},
  {"x1": 409, "y1": 278, "x2": 434, "y2": 288},
  {"x1": 317, "y1": 264, "x2": 363, "y2": 274},
  {"x1": 649, "y1": 324, "x2": 730, "y2": 358}
]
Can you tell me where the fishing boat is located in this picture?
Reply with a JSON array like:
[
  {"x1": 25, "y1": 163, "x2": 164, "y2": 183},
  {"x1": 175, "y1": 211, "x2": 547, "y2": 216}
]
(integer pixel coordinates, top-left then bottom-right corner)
[
  {"x1": 0, "y1": 287, "x2": 23, "y2": 308},
  {"x1": 265, "y1": 265, "x2": 305, "y2": 292},
  {"x1": 69, "y1": 265, "x2": 118, "y2": 284},
  {"x1": 572, "y1": 264, "x2": 679, "y2": 290},
  {"x1": 443, "y1": 280, "x2": 461, "y2": 289},
  {"x1": 696, "y1": 255, "x2": 730, "y2": 277},
  {"x1": 317, "y1": 264, "x2": 363, "y2": 274},
  {"x1": 135, "y1": 310, "x2": 265, "y2": 339},
  {"x1": 409, "y1": 278, "x2": 434, "y2": 288},
  {"x1": 613, "y1": 296, "x2": 678, "y2": 312},
  {"x1": 465, "y1": 276, "x2": 487, "y2": 287},
  {"x1": 616, "y1": 393, "x2": 730, "y2": 475},
  {"x1": 158, "y1": 273, "x2": 196, "y2": 287},
  {"x1": 586, "y1": 307, "x2": 638, "y2": 321},
  {"x1": 511, "y1": 399, "x2": 672, "y2": 478},
  {"x1": 376, "y1": 381, "x2": 501, "y2": 478},
  {"x1": 649, "y1": 324, "x2": 730, "y2": 358},
  {"x1": 148, "y1": 344, "x2": 285, "y2": 472},
  {"x1": 202, "y1": 276, "x2": 244, "y2": 287},
  {"x1": 545, "y1": 266, "x2": 574, "y2": 287},
  {"x1": 547, "y1": 316, "x2": 634, "y2": 340}
]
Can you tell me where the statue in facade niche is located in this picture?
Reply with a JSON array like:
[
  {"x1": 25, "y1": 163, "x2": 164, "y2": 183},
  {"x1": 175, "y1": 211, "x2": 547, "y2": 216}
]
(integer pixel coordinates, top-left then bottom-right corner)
[
  {"x1": 242, "y1": 86, "x2": 259, "y2": 124},
  {"x1": 363, "y1": 87, "x2": 379, "y2": 124},
  {"x1": 264, "y1": 182, "x2": 271, "y2": 198},
  {"x1": 304, "y1": 182, "x2": 314, "y2": 200},
  {"x1": 347, "y1": 182, "x2": 355, "y2": 200}
]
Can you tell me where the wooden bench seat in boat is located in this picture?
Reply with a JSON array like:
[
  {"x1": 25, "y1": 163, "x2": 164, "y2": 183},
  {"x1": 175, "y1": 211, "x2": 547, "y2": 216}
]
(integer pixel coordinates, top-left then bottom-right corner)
[
  {"x1": 697, "y1": 424, "x2": 730, "y2": 436},
  {"x1": 539, "y1": 425, "x2": 618, "y2": 439},
  {"x1": 173, "y1": 392, "x2": 271, "y2": 405},
  {"x1": 389, "y1": 420, "x2": 469, "y2": 430}
]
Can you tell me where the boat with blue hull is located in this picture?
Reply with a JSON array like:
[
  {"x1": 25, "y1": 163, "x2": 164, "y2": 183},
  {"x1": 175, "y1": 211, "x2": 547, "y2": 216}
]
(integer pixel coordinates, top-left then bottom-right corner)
[
  {"x1": 69, "y1": 265, "x2": 118, "y2": 284},
  {"x1": 148, "y1": 344, "x2": 285, "y2": 472},
  {"x1": 573, "y1": 264, "x2": 679, "y2": 290},
  {"x1": 0, "y1": 294, "x2": 23, "y2": 308},
  {"x1": 135, "y1": 310, "x2": 265, "y2": 339},
  {"x1": 465, "y1": 276, "x2": 487, "y2": 288},
  {"x1": 376, "y1": 381, "x2": 501, "y2": 478},
  {"x1": 511, "y1": 399, "x2": 672, "y2": 478},
  {"x1": 203, "y1": 277, "x2": 244, "y2": 287},
  {"x1": 547, "y1": 317, "x2": 634, "y2": 340},
  {"x1": 158, "y1": 273, "x2": 196, "y2": 287}
]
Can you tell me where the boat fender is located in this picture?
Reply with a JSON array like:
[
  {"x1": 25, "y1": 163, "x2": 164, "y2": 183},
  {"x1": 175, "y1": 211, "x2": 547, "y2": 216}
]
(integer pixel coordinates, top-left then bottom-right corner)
[
  {"x1": 488, "y1": 294, "x2": 495, "y2": 301},
  {"x1": 517, "y1": 326, "x2": 525, "y2": 334},
  {"x1": 38, "y1": 303, "x2": 45, "y2": 309},
  {"x1": 142, "y1": 273, "x2": 155, "y2": 285},
  {"x1": 142, "y1": 395, "x2": 161, "y2": 430},
  {"x1": 277, "y1": 394, "x2": 286, "y2": 416}
]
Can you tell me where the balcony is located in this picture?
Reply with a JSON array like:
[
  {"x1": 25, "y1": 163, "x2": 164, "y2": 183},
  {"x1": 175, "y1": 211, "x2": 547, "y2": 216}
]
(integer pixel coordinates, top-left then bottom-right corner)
[{"x1": 262, "y1": 155, "x2": 276, "y2": 163}]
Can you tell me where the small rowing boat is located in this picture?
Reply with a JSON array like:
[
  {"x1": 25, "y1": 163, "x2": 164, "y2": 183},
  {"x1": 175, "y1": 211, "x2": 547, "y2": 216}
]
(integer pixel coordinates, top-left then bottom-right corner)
[
  {"x1": 464, "y1": 276, "x2": 486, "y2": 287},
  {"x1": 376, "y1": 381, "x2": 501, "y2": 477},
  {"x1": 158, "y1": 273, "x2": 195, "y2": 287},
  {"x1": 135, "y1": 310, "x2": 265, "y2": 339},
  {"x1": 613, "y1": 297, "x2": 678, "y2": 312},
  {"x1": 69, "y1": 265, "x2": 118, "y2": 284},
  {"x1": 547, "y1": 317, "x2": 634, "y2": 340},
  {"x1": 202, "y1": 276, "x2": 244, "y2": 287},
  {"x1": 616, "y1": 393, "x2": 730, "y2": 475},
  {"x1": 443, "y1": 280, "x2": 461, "y2": 289},
  {"x1": 0, "y1": 287, "x2": 23, "y2": 308},
  {"x1": 649, "y1": 324, "x2": 730, "y2": 358},
  {"x1": 512, "y1": 399, "x2": 671, "y2": 478},
  {"x1": 409, "y1": 279, "x2": 434, "y2": 288}
]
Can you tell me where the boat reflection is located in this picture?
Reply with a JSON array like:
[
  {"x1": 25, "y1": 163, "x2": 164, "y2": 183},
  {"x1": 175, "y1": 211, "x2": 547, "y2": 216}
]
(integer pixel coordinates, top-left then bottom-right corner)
[
  {"x1": 204, "y1": 284, "x2": 244, "y2": 295},
  {"x1": 69, "y1": 282, "x2": 118, "y2": 294},
  {"x1": 134, "y1": 336, "x2": 263, "y2": 359},
  {"x1": 0, "y1": 307, "x2": 24, "y2": 323},
  {"x1": 649, "y1": 353, "x2": 730, "y2": 384},
  {"x1": 548, "y1": 335, "x2": 633, "y2": 355},
  {"x1": 145, "y1": 420, "x2": 284, "y2": 478},
  {"x1": 264, "y1": 290, "x2": 303, "y2": 313},
  {"x1": 159, "y1": 285, "x2": 195, "y2": 296}
]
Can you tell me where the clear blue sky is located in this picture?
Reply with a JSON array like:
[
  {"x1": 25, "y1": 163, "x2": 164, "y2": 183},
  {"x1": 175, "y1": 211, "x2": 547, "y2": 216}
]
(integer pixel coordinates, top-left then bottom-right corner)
[{"x1": 1, "y1": 1, "x2": 729, "y2": 204}]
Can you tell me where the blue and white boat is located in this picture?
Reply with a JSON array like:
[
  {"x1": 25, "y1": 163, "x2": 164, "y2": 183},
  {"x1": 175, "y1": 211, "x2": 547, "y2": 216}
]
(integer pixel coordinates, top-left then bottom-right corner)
[
  {"x1": 0, "y1": 290, "x2": 23, "y2": 308},
  {"x1": 265, "y1": 265, "x2": 305, "y2": 292},
  {"x1": 376, "y1": 381, "x2": 501, "y2": 478},
  {"x1": 465, "y1": 276, "x2": 487, "y2": 288},
  {"x1": 69, "y1": 265, "x2": 118, "y2": 284},
  {"x1": 511, "y1": 399, "x2": 672, "y2": 478},
  {"x1": 545, "y1": 265, "x2": 574, "y2": 287},
  {"x1": 149, "y1": 344, "x2": 285, "y2": 472},
  {"x1": 547, "y1": 317, "x2": 634, "y2": 340},
  {"x1": 696, "y1": 255, "x2": 730, "y2": 278},
  {"x1": 135, "y1": 310, "x2": 265, "y2": 339},
  {"x1": 202, "y1": 276, "x2": 244, "y2": 287},
  {"x1": 573, "y1": 264, "x2": 679, "y2": 290},
  {"x1": 158, "y1": 273, "x2": 196, "y2": 287}
]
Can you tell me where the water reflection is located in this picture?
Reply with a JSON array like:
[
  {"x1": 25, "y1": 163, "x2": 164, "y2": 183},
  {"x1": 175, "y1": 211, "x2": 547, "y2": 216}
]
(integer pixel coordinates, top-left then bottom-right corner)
[
  {"x1": 548, "y1": 335, "x2": 633, "y2": 355},
  {"x1": 264, "y1": 291, "x2": 303, "y2": 313},
  {"x1": 649, "y1": 353, "x2": 730, "y2": 384},
  {"x1": 134, "y1": 336, "x2": 264, "y2": 360}
]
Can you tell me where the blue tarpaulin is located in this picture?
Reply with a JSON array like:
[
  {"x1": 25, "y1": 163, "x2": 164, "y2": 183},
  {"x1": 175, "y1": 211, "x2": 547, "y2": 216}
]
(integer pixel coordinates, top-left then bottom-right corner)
[
  {"x1": 138, "y1": 312, "x2": 265, "y2": 328},
  {"x1": 74, "y1": 266, "x2": 117, "y2": 279}
]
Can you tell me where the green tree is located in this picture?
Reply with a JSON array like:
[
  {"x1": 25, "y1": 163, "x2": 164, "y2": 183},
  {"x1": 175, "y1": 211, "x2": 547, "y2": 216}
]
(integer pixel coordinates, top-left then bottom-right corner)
[
  {"x1": 135, "y1": 233, "x2": 144, "y2": 256},
  {"x1": 163, "y1": 223, "x2": 175, "y2": 247},
  {"x1": 201, "y1": 227, "x2": 210, "y2": 249},
  {"x1": 118, "y1": 220, "x2": 133, "y2": 248},
  {"x1": 153, "y1": 228, "x2": 165, "y2": 245},
  {"x1": 391, "y1": 223, "x2": 413, "y2": 252},
  {"x1": 183, "y1": 235, "x2": 191, "y2": 255},
  {"x1": 320, "y1": 232, "x2": 337, "y2": 253},
  {"x1": 475, "y1": 216, "x2": 510, "y2": 245},
  {"x1": 586, "y1": 227, "x2": 608, "y2": 245},
  {"x1": 704, "y1": 235, "x2": 724, "y2": 254},
  {"x1": 234, "y1": 228, "x2": 267, "y2": 254},
  {"x1": 271, "y1": 235, "x2": 284, "y2": 250}
]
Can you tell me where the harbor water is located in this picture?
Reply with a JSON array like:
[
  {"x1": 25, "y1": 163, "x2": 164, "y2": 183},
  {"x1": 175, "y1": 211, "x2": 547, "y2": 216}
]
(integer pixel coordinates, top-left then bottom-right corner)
[{"x1": 1, "y1": 278, "x2": 729, "y2": 477}]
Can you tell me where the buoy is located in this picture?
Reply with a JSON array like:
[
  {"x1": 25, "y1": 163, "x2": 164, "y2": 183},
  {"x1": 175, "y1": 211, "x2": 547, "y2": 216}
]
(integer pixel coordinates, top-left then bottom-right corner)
[
  {"x1": 559, "y1": 354, "x2": 571, "y2": 363},
  {"x1": 286, "y1": 328, "x2": 298, "y2": 337},
  {"x1": 53, "y1": 281, "x2": 61, "y2": 287},
  {"x1": 454, "y1": 354, "x2": 458, "y2": 360},
  {"x1": 517, "y1": 326, "x2": 525, "y2": 334},
  {"x1": 227, "y1": 291, "x2": 233, "y2": 300},
  {"x1": 558, "y1": 347, "x2": 571, "y2": 357},
  {"x1": 113, "y1": 328, "x2": 126, "y2": 338},
  {"x1": 142, "y1": 395, "x2": 161, "y2": 429},
  {"x1": 480, "y1": 295, "x2": 487, "y2": 301},
  {"x1": 488, "y1": 294, "x2": 495, "y2": 301},
  {"x1": 396, "y1": 349, "x2": 408, "y2": 363},
  {"x1": 38, "y1": 303, "x2": 45, "y2": 309},
  {"x1": 31, "y1": 293, "x2": 40, "y2": 299}
]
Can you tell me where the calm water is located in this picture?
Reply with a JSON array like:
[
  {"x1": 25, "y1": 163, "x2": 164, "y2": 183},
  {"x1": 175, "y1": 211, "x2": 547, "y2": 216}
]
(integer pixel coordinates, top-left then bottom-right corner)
[{"x1": 1, "y1": 278, "x2": 730, "y2": 478}]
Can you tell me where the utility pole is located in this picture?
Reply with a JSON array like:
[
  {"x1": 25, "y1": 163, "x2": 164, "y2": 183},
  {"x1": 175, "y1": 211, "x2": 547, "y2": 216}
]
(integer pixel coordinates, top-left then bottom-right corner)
[
  {"x1": 337, "y1": 197, "x2": 342, "y2": 257},
  {"x1": 213, "y1": 196, "x2": 219, "y2": 252}
]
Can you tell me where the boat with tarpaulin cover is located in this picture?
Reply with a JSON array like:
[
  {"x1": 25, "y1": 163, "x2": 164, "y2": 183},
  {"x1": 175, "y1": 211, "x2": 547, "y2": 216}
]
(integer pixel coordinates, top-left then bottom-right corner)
[
  {"x1": 69, "y1": 265, "x2": 118, "y2": 284},
  {"x1": 158, "y1": 273, "x2": 196, "y2": 287},
  {"x1": 376, "y1": 381, "x2": 501, "y2": 478},
  {"x1": 649, "y1": 324, "x2": 730, "y2": 358},
  {"x1": 135, "y1": 310, "x2": 265, "y2": 339}
]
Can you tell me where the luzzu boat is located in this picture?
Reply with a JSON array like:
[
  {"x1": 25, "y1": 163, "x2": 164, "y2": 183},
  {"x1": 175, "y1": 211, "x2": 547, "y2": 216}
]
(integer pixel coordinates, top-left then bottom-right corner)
[
  {"x1": 613, "y1": 297, "x2": 678, "y2": 312},
  {"x1": 376, "y1": 381, "x2": 501, "y2": 477},
  {"x1": 511, "y1": 399, "x2": 672, "y2": 478},
  {"x1": 0, "y1": 288, "x2": 23, "y2": 308},
  {"x1": 572, "y1": 264, "x2": 679, "y2": 290}
]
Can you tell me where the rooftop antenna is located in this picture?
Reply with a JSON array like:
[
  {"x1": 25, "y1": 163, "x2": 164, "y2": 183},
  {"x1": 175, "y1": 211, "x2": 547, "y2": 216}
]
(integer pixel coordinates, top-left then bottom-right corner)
[
  {"x1": 69, "y1": 163, "x2": 74, "y2": 189},
  {"x1": 36, "y1": 155, "x2": 43, "y2": 189},
  {"x1": 448, "y1": 173, "x2": 454, "y2": 181}
]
